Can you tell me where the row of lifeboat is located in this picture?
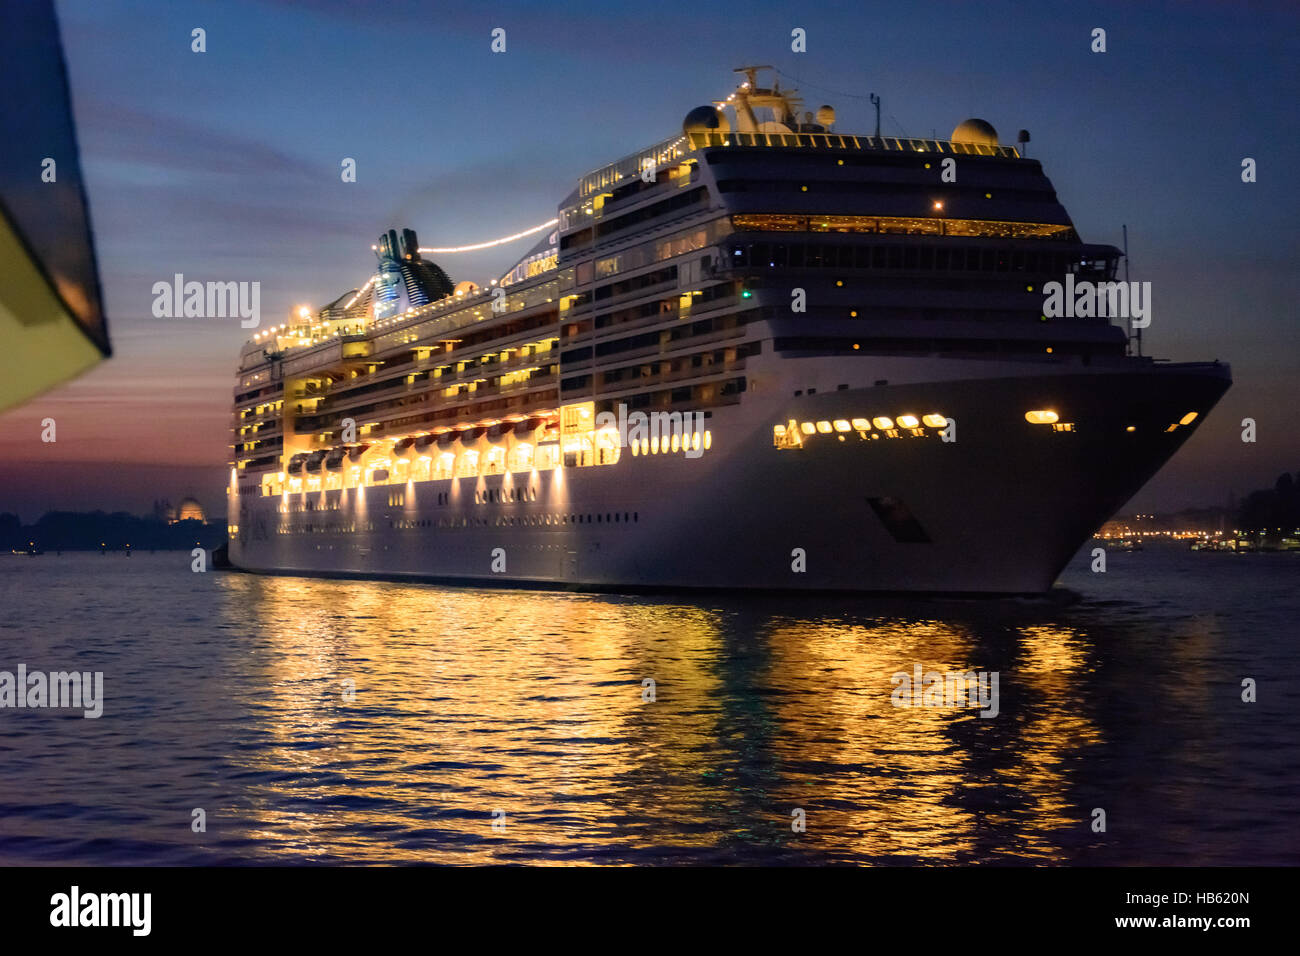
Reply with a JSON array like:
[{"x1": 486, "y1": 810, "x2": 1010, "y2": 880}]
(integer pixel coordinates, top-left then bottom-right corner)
[{"x1": 285, "y1": 414, "x2": 555, "y2": 475}]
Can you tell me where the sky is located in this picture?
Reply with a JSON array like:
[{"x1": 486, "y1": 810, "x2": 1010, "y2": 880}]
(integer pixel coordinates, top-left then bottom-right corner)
[{"x1": 1, "y1": 0, "x2": 1297, "y2": 521}]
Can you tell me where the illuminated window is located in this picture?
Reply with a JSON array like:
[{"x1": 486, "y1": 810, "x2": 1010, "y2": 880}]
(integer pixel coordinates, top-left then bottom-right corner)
[
  {"x1": 1180, "y1": 411, "x2": 1198, "y2": 425},
  {"x1": 816, "y1": 421, "x2": 832, "y2": 433},
  {"x1": 800, "y1": 422, "x2": 816, "y2": 435},
  {"x1": 456, "y1": 450, "x2": 479, "y2": 477},
  {"x1": 872, "y1": 417, "x2": 893, "y2": 430},
  {"x1": 704, "y1": 431, "x2": 712, "y2": 449},
  {"x1": 896, "y1": 415, "x2": 919, "y2": 428},
  {"x1": 1025, "y1": 410, "x2": 1059, "y2": 424},
  {"x1": 922, "y1": 414, "x2": 946, "y2": 428},
  {"x1": 851, "y1": 418, "x2": 870, "y2": 430},
  {"x1": 536, "y1": 444, "x2": 560, "y2": 470},
  {"x1": 670, "y1": 433, "x2": 680, "y2": 453},
  {"x1": 833, "y1": 420, "x2": 851, "y2": 432},
  {"x1": 508, "y1": 442, "x2": 534, "y2": 472},
  {"x1": 596, "y1": 430, "x2": 621, "y2": 465}
]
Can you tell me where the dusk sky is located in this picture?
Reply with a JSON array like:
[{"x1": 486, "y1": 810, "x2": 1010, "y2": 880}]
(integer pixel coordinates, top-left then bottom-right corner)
[{"x1": 1, "y1": 0, "x2": 1296, "y2": 520}]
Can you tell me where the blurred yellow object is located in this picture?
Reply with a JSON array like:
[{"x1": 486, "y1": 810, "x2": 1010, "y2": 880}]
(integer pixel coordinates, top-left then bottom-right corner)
[{"x1": 0, "y1": 0, "x2": 110, "y2": 411}]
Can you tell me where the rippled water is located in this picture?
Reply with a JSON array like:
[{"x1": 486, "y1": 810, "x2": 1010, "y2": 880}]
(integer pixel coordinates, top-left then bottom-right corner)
[{"x1": 0, "y1": 546, "x2": 1296, "y2": 865}]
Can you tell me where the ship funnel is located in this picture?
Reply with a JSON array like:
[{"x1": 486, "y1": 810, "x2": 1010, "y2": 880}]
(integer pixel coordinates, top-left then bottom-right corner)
[{"x1": 400, "y1": 228, "x2": 420, "y2": 260}]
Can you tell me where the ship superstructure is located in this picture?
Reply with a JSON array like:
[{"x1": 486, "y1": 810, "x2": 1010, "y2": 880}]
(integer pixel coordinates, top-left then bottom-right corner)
[{"x1": 227, "y1": 68, "x2": 1229, "y2": 593}]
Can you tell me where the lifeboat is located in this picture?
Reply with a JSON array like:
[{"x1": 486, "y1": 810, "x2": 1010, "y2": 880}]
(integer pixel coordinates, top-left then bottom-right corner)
[
  {"x1": 286, "y1": 453, "x2": 309, "y2": 475},
  {"x1": 324, "y1": 448, "x2": 346, "y2": 471},
  {"x1": 305, "y1": 451, "x2": 325, "y2": 473},
  {"x1": 393, "y1": 436, "x2": 416, "y2": 457},
  {"x1": 512, "y1": 416, "x2": 545, "y2": 440},
  {"x1": 346, "y1": 443, "x2": 371, "y2": 462},
  {"x1": 486, "y1": 421, "x2": 514, "y2": 444},
  {"x1": 414, "y1": 434, "x2": 436, "y2": 451}
]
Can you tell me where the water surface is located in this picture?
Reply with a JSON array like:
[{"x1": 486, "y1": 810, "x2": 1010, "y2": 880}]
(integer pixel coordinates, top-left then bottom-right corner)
[{"x1": 0, "y1": 546, "x2": 1296, "y2": 864}]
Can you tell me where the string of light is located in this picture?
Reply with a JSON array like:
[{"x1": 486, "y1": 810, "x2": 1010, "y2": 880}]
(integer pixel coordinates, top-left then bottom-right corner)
[
  {"x1": 418, "y1": 218, "x2": 558, "y2": 254},
  {"x1": 772, "y1": 67, "x2": 875, "y2": 101},
  {"x1": 343, "y1": 276, "x2": 374, "y2": 310}
]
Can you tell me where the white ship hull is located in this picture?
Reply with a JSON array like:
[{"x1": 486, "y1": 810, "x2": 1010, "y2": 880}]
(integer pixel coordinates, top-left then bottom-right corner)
[{"x1": 230, "y1": 354, "x2": 1229, "y2": 594}]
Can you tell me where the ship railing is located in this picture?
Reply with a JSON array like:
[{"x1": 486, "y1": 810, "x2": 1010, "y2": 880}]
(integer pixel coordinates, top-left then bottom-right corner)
[
  {"x1": 658, "y1": 357, "x2": 747, "y2": 385},
  {"x1": 592, "y1": 275, "x2": 682, "y2": 310},
  {"x1": 570, "y1": 325, "x2": 747, "y2": 369},
  {"x1": 569, "y1": 131, "x2": 1019, "y2": 214},
  {"x1": 597, "y1": 358, "x2": 749, "y2": 392},
  {"x1": 408, "y1": 373, "x2": 558, "y2": 407},
  {"x1": 576, "y1": 134, "x2": 693, "y2": 201},
  {"x1": 312, "y1": 363, "x2": 558, "y2": 417},
  {"x1": 235, "y1": 409, "x2": 280, "y2": 426},
  {"x1": 578, "y1": 294, "x2": 743, "y2": 356},
  {"x1": 297, "y1": 379, "x2": 560, "y2": 439},
  {"x1": 685, "y1": 130, "x2": 1020, "y2": 157},
  {"x1": 414, "y1": 348, "x2": 557, "y2": 376}
]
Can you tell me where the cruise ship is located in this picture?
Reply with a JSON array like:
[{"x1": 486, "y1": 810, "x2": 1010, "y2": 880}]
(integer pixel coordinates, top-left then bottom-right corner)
[{"x1": 227, "y1": 67, "x2": 1230, "y2": 594}]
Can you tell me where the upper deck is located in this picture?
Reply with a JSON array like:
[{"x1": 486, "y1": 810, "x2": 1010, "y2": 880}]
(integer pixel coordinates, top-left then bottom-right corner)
[{"x1": 230, "y1": 69, "x2": 1131, "y2": 481}]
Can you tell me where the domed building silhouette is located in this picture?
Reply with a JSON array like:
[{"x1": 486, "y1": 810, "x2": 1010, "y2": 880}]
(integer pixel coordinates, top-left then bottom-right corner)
[
  {"x1": 153, "y1": 496, "x2": 206, "y2": 524},
  {"x1": 175, "y1": 497, "x2": 205, "y2": 523}
]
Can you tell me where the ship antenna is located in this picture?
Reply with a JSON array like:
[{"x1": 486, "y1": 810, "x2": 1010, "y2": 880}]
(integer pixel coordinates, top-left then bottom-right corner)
[
  {"x1": 869, "y1": 93, "x2": 881, "y2": 139},
  {"x1": 1123, "y1": 224, "x2": 1141, "y2": 357}
]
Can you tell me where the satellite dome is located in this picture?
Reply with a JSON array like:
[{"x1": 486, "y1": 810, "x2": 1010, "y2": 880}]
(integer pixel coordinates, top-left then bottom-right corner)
[
  {"x1": 951, "y1": 118, "x2": 998, "y2": 146},
  {"x1": 683, "y1": 106, "x2": 730, "y2": 136},
  {"x1": 815, "y1": 105, "x2": 836, "y2": 127}
]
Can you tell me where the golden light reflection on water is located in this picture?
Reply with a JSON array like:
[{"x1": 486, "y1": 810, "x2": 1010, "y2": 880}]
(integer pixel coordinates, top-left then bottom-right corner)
[
  {"x1": 216, "y1": 575, "x2": 1103, "y2": 863},
  {"x1": 763, "y1": 619, "x2": 982, "y2": 862}
]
